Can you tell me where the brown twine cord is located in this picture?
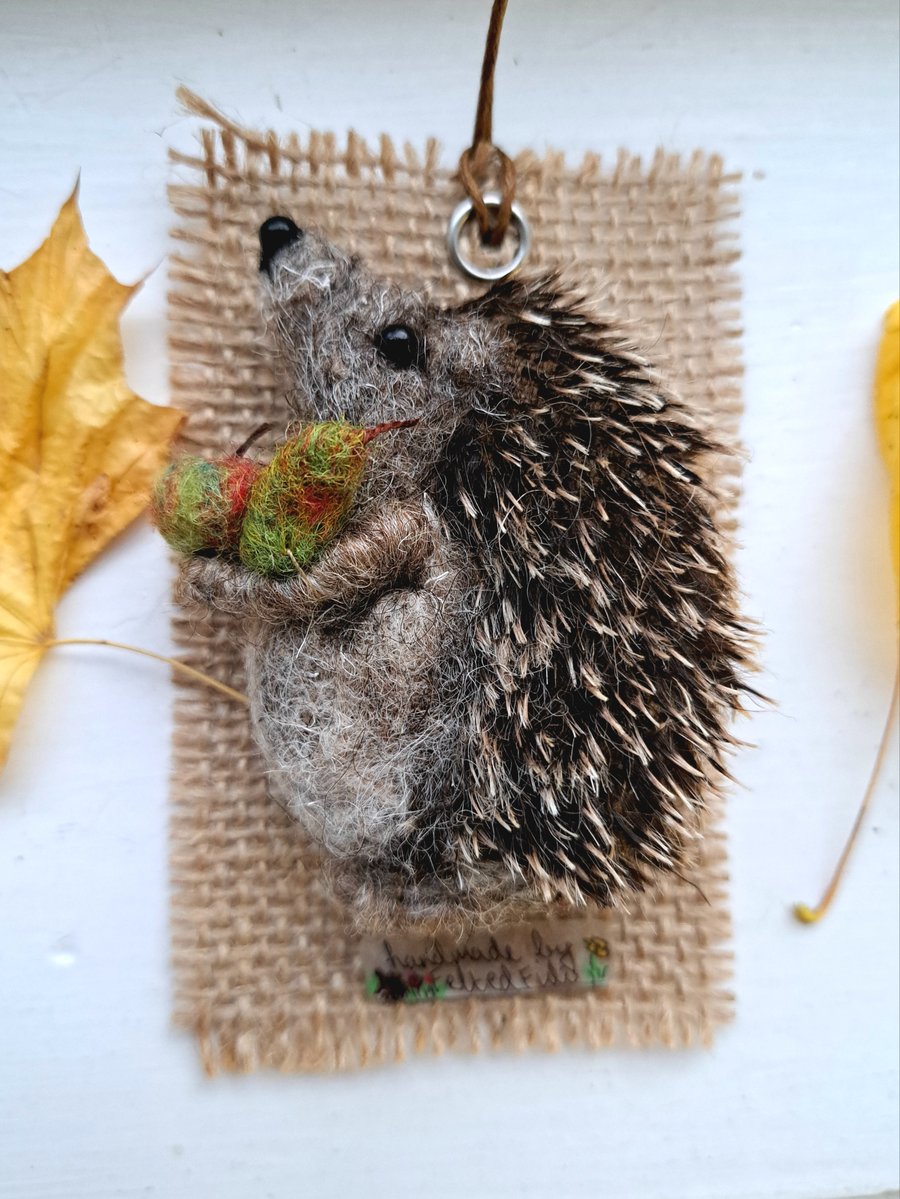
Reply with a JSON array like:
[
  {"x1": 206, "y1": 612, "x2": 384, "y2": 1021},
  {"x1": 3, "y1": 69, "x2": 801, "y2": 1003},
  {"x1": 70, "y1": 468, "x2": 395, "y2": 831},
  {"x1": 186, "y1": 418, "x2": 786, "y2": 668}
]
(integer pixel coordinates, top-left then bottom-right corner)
[{"x1": 458, "y1": 0, "x2": 515, "y2": 246}]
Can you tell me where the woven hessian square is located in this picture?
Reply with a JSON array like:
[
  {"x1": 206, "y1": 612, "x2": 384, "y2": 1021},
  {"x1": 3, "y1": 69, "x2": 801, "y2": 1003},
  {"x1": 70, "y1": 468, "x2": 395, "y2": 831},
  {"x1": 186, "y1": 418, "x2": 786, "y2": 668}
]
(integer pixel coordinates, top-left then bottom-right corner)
[{"x1": 167, "y1": 95, "x2": 743, "y2": 1074}]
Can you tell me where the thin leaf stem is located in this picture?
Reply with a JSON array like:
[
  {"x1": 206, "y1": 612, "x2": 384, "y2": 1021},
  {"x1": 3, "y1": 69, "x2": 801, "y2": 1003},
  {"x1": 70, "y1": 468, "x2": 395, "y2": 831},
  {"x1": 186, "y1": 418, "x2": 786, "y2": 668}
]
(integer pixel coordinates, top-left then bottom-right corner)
[
  {"x1": 43, "y1": 637, "x2": 249, "y2": 706},
  {"x1": 794, "y1": 663, "x2": 900, "y2": 924}
]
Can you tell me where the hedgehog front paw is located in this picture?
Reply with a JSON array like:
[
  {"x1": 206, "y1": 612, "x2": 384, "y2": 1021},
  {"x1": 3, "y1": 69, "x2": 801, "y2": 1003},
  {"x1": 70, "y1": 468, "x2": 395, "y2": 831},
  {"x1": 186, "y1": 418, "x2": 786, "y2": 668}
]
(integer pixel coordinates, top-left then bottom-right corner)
[
  {"x1": 175, "y1": 556, "x2": 260, "y2": 617},
  {"x1": 175, "y1": 555, "x2": 322, "y2": 622},
  {"x1": 173, "y1": 501, "x2": 441, "y2": 625}
]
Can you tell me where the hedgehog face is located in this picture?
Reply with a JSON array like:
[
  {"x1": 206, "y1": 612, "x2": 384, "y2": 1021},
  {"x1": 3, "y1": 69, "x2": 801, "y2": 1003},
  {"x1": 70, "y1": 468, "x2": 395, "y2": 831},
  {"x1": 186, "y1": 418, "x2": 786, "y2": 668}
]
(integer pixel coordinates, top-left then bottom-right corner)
[{"x1": 258, "y1": 217, "x2": 497, "y2": 445}]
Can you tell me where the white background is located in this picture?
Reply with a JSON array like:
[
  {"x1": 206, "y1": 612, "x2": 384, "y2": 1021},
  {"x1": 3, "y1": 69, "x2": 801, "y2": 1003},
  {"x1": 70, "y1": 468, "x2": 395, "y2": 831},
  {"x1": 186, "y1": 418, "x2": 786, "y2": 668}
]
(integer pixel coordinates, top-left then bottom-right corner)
[{"x1": 1, "y1": 2, "x2": 898, "y2": 1197}]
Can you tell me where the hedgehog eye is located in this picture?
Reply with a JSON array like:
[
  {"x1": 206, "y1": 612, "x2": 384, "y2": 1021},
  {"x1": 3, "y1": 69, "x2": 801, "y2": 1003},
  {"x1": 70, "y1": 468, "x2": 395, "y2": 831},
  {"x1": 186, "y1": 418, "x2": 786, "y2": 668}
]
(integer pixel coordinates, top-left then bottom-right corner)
[{"x1": 374, "y1": 324, "x2": 424, "y2": 371}]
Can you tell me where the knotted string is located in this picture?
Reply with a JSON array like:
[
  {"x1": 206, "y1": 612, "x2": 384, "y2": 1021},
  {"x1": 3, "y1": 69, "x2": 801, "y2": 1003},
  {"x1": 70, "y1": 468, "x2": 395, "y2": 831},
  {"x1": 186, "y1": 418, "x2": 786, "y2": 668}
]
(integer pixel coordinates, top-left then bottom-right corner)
[{"x1": 457, "y1": 0, "x2": 516, "y2": 247}]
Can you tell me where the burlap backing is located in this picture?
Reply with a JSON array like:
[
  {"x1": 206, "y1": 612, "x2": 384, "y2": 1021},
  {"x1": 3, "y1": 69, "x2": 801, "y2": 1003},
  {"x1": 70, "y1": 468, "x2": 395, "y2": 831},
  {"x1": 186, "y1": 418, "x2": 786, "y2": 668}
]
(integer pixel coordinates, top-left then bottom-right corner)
[{"x1": 167, "y1": 94, "x2": 743, "y2": 1074}]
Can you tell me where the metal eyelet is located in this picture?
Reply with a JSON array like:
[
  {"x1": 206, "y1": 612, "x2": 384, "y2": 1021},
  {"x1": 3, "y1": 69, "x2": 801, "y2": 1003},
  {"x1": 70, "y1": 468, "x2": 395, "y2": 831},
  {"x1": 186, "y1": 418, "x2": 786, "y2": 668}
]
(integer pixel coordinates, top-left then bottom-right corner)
[{"x1": 447, "y1": 191, "x2": 531, "y2": 283}]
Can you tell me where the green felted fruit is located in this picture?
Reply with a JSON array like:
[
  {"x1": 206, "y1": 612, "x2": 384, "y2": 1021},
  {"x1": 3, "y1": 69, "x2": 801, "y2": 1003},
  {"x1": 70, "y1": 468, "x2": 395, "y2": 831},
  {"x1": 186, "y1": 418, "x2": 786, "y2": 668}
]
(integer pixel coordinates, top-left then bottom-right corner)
[
  {"x1": 151, "y1": 455, "x2": 261, "y2": 556},
  {"x1": 238, "y1": 421, "x2": 373, "y2": 577},
  {"x1": 152, "y1": 418, "x2": 416, "y2": 574}
]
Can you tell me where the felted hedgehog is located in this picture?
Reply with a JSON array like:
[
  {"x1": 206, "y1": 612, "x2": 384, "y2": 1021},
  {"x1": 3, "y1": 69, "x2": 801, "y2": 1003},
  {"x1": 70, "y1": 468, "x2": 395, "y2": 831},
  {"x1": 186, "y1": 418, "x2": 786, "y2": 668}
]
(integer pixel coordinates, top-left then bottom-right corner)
[{"x1": 178, "y1": 215, "x2": 752, "y2": 929}]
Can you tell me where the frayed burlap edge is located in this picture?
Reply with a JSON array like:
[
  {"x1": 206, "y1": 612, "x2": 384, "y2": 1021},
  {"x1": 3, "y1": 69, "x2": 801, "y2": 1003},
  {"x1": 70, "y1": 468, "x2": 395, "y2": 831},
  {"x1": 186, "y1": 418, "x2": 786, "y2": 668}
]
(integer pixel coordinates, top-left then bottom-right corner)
[{"x1": 167, "y1": 90, "x2": 742, "y2": 1075}]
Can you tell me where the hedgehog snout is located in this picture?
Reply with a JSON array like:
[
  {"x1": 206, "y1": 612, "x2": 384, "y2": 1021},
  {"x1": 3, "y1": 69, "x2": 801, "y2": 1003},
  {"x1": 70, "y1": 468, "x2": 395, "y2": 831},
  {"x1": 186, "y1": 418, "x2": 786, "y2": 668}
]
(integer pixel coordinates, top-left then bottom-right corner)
[{"x1": 259, "y1": 216, "x2": 303, "y2": 274}]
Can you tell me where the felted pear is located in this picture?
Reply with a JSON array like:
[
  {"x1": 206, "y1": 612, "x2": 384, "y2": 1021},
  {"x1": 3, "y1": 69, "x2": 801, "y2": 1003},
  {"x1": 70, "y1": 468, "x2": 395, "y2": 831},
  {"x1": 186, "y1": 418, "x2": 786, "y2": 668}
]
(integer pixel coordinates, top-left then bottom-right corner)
[
  {"x1": 152, "y1": 456, "x2": 262, "y2": 557},
  {"x1": 152, "y1": 419, "x2": 416, "y2": 576}
]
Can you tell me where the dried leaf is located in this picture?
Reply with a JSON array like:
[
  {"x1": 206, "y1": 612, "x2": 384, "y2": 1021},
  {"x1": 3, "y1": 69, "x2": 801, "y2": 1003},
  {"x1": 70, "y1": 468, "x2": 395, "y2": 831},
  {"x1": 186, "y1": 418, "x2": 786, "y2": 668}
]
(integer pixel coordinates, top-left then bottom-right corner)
[
  {"x1": 794, "y1": 300, "x2": 900, "y2": 923},
  {"x1": 0, "y1": 187, "x2": 183, "y2": 771},
  {"x1": 874, "y1": 300, "x2": 899, "y2": 593}
]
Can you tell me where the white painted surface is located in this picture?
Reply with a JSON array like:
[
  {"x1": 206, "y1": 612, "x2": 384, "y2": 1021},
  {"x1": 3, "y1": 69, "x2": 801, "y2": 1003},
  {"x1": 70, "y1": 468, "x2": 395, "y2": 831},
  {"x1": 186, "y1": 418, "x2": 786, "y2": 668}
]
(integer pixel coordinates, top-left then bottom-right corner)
[{"x1": 1, "y1": 2, "x2": 898, "y2": 1196}]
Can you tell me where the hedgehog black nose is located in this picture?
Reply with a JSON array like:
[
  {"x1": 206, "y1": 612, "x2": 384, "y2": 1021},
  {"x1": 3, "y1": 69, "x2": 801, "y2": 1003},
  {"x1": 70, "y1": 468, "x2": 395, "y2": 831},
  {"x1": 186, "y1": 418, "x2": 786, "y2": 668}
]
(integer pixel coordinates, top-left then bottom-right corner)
[{"x1": 259, "y1": 216, "x2": 302, "y2": 272}]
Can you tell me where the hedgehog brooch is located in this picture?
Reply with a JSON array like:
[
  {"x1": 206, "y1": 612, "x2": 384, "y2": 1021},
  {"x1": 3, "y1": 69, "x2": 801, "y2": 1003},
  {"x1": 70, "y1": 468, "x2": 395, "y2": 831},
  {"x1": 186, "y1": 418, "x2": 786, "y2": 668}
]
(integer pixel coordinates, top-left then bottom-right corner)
[{"x1": 166, "y1": 215, "x2": 752, "y2": 929}]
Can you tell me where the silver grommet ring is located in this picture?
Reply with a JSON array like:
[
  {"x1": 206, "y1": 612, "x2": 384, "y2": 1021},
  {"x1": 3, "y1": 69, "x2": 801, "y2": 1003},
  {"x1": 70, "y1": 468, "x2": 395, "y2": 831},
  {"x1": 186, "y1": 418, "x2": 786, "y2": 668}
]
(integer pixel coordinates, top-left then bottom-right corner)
[{"x1": 447, "y1": 191, "x2": 531, "y2": 283}]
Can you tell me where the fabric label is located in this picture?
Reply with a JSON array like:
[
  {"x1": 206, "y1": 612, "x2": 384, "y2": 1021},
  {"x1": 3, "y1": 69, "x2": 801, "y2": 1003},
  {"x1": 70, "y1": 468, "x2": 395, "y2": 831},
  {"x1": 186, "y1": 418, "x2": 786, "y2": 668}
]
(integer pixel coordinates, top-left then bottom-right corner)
[{"x1": 363, "y1": 919, "x2": 611, "y2": 1003}]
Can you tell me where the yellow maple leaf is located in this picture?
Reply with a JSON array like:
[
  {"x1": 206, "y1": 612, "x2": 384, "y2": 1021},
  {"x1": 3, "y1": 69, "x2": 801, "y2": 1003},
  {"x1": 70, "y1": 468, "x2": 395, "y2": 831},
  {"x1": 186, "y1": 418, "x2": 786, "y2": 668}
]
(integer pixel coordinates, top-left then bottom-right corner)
[{"x1": 0, "y1": 187, "x2": 183, "y2": 772}]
